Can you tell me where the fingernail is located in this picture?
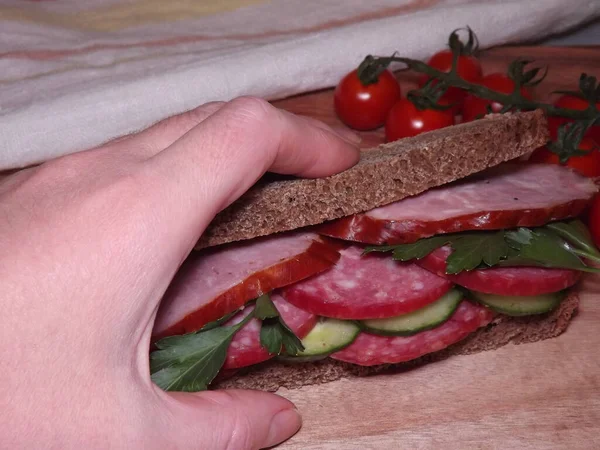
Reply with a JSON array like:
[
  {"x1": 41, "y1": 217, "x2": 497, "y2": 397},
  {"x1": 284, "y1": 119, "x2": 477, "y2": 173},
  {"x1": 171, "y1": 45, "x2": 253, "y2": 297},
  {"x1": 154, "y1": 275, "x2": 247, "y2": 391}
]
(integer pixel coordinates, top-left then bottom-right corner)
[
  {"x1": 332, "y1": 126, "x2": 362, "y2": 145},
  {"x1": 265, "y1": 408, "x2": 302, "y2": 448}
]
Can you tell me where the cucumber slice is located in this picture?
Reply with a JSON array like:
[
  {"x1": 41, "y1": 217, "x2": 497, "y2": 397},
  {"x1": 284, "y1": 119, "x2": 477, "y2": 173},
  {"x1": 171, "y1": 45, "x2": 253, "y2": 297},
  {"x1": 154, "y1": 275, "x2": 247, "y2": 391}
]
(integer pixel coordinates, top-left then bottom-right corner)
[
  {"x1": 360, "y1": 289, "x2": 462, "y2": 336},
  {"x1": 279, "y1": 318, "x2": 360, "y2": 362},
  {"x1": 469, "y1": 290, "x2": 565, "y2": 316}
]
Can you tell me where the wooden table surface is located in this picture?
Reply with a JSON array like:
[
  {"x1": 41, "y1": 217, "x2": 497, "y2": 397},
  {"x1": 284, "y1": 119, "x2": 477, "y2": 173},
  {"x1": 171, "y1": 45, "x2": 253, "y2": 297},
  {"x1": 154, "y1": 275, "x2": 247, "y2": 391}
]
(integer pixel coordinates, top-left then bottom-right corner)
[{"x1": 271, "y1": 46, "x2": 600, "y2": 450}]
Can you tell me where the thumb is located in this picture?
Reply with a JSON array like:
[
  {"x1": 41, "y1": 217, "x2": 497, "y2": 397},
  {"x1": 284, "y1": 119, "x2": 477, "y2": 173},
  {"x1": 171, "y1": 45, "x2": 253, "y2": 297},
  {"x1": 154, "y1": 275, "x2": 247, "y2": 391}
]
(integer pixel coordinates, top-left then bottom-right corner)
[{"x1": 161, "y1": 389, "x2": 302, "y2": 450}]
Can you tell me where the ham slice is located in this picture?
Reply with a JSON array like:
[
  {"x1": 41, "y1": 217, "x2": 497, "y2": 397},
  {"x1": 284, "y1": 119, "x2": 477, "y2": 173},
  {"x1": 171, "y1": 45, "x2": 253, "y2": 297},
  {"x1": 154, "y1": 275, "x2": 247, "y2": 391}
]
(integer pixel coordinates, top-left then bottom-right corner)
[
  {"x1": 153, "y1": 232, "x2": 340, "y2": 340},
  {"x1": 318, "y1": 164, "x2": 597, "y2": 245}
]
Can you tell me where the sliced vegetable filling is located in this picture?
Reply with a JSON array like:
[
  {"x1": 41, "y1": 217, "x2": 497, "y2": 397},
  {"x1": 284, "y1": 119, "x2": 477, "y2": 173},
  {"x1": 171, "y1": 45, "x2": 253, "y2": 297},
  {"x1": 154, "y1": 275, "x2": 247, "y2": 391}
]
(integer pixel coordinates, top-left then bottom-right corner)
[{"x1": 150, "y1": 219, "x2": 593, "y2": 392}]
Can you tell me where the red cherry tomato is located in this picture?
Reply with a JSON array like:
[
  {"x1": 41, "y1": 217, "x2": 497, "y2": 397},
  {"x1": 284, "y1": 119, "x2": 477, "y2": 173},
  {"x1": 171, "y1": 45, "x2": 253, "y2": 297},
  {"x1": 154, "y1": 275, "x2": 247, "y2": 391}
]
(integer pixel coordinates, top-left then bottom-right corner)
[
  {"x1": 418, "y1": 50, "x2": 483, "y2": 114},
  {"x1": 385, "y1": 98, "x2": 455, "y2": 142},
  {"x1": 547, "y1": 94, "x2": 600, "y2": 142},
  {"x1": 462, "y1": 73, "x2": 533, "y2": 122},
  {"x1": 334, "y1": 69, "x2": 401, "y2": 130},
  {"x1": 528, "y1": 137, "x2": 600, "y2": 178},
  {"x1": 587, "y1": 194, "x2": 600, "y2": 249}
]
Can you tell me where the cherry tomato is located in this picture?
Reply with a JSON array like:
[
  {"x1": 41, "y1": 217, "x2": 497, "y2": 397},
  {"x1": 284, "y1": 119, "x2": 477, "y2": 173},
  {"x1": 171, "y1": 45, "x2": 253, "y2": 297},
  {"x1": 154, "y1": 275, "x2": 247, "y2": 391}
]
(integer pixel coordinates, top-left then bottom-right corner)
[
  {"x1": 528, "y1": 137, "x2": 600, "y2": 178},
  {"x1": 587, "y1": 194, "x2": 600, "y2": 249},
  {"x1": 547, "y1": 94, "x2": 600, "y2": 142},
  {"x1": 462, "y1": 73, "x2": 533, "y2": 122},
  {"x1": 385, "y1": 98, "x2": 455, "y2": 142},
  {"x1": 334, "y1": 69, "x2": 401, "y2": 130},
  {"x1": 418, "y1": 50, "x2": 483, "y2": 114}
]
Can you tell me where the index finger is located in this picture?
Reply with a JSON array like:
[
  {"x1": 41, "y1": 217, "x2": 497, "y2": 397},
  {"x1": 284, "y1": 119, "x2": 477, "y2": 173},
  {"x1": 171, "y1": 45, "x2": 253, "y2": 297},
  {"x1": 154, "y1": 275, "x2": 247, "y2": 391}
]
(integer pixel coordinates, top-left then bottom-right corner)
[{"x1": 144, "y1": 96, "x2": 360, "y2": 241}]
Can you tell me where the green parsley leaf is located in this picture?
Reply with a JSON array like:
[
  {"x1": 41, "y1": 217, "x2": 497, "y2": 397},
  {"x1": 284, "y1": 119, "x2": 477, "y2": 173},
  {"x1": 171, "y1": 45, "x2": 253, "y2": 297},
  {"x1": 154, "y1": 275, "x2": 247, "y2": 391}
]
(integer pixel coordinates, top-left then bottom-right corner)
[
  {"x1": 391, "y1": 236, "x2": 450, "y2": 261},
  {"x1": 504, "y1": 228, "x2": 600, "y2": 273},
  {"x1": 198, "y1": 309, "x2": 239, "y2": 332},
  {"x1": 280, "y1": 328, "x2": 304, "y2": 355},
  {"x1": 256, "y1": 294, "x2": 305, "y2": 356},
  {"x1": 363, "y1": 245, "x2": 397, "y2": 254},
  {"x1": 493, "y1": 244, "x2": 540, "y2": 267},
  {"x1": 150, "y1": 314, "x2": 252, "y2": 392},
  {"x1": 259, "y1": 319, "x2": 305, "y2": 356},
  {"x1": 254, "y1": 294, "x2": 279, "y2": 320},
  {"x1": 367, "y1": 221, "x2": 600, "y2": 274},
  {"x1": 446, "y1": 231, "x2": 508, "y2": 274},
  {"x1": 505, "y1": 227, "x2": 534, "y2": 248},
  {"x1": 151, "y1": 328, "x2": 234, "y2": 391},
  {"x1": 259, "y1": 320, "x2": 283, "y2": 354},
  {"x1": 546, "y1": 220, "x2": 600, "y2": 263}
]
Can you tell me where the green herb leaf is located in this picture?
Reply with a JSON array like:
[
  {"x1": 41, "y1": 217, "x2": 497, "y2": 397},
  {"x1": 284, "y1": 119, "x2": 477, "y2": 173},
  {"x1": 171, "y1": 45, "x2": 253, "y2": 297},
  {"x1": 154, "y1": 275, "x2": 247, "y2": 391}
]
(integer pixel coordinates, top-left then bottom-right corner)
[
  {"x1": 256, "y1": 294, "x2": 305, "y2": 356},
  {"x1": 546, "y1": 220, "x2": 600, "y2": 262},
  {"x1": 259, "y1": 316, "x2": 305, "y2": 355},
  {"x1": 505, "y1": 228, "x2": 600, "y2": 273},
  {"x1": 150, "y1": 316, "x2": 250, "y2": 392},
  {"x1": 259, "y1": 320, "x2": 283, "y2": 354},
  {"x1": 391, "y1": 236, "x2": 450, "y2": 261},
  {"x1": 446, "y1": 231, "x2": 509, "y2": 274},
  {"x1": 198, "y1": 309, "x2": 239, "y2": 332},
  {"x1": 504, "y1": 227, "x2": 533, "y2": 248},
  {"x1": 363, "y1": 245, "x2": 397, "y2": 254},
  {"x1": 371, "y1": 222, "x2": 600, "y2": 274},
  {"x1": 280, "y1": 326, "x2": 304, "y2": 356},
  {"x1": 254, "y1": 294, "x2": 279, "y2": 320},
  {"x1": 494, "y1": 245, "x2": 538, "y2": 267},
  {"x1": 259, "y1": 318, "x2": 305, "y2": 356}
]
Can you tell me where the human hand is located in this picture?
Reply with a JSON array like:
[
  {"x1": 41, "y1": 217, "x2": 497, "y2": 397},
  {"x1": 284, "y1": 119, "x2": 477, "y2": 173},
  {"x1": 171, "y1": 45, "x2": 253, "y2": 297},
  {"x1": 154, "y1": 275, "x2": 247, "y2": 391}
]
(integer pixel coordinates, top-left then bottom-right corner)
[{"x1": 0, "y1": 97, "x2": 360, "y2": 448}]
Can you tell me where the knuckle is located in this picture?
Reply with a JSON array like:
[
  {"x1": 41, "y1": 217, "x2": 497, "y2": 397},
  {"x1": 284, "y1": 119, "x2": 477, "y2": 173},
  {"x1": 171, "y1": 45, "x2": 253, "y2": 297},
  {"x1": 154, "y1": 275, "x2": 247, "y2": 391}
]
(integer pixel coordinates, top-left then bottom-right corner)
[
  {"x1": 152, "y1": 112, "x2": 195, "y2": 137},
  {"x1": 151, "y1": 102, "x2": 223, "y2": 138},
  {"x1": 178, "y1": 101, "x2": 225, "y2": 125},
  {"x1": 220, "y1": 97, "x2": 280, "y2": 163},
  {"x1": 227, "y1": 96, "x2": 274, "y2": 124}
]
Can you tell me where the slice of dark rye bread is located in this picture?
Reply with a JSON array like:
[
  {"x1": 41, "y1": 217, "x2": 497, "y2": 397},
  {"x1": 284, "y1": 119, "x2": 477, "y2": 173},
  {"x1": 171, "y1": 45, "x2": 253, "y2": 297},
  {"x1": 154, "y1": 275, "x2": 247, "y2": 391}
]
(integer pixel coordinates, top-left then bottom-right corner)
[
  {"x1": 214, "y1": 292, "x2": 579, "y2": 392},
  {"x1": 197, "y1": 110, "x2": 549, "y2": 249}
]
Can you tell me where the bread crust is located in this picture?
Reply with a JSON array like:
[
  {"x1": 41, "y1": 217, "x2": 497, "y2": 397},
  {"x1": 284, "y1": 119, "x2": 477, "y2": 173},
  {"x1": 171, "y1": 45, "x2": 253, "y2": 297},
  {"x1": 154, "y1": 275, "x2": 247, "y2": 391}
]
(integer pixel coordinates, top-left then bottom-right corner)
[
  {"x1": 198, "y1": 110, "x2": 549, "y2": 249},
  {"x1": 215, "y1": 292, "x2": 578, "y2": 392}
]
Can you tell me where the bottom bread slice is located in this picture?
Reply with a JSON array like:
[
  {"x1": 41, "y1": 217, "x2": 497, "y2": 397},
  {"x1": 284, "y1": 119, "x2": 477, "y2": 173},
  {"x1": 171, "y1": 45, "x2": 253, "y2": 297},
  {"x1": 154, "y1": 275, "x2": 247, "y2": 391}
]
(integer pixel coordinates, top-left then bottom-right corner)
[{"x1": 214, "y1": 292, "x2": 579, "y2": 392}]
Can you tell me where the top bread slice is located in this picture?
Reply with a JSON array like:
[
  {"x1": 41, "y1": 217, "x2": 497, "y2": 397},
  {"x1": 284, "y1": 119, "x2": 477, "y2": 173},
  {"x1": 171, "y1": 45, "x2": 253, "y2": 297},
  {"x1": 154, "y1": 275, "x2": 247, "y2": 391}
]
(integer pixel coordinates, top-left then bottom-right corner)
[{"x1": 196, "y1": 110, "x2": 549, "y2": 249}]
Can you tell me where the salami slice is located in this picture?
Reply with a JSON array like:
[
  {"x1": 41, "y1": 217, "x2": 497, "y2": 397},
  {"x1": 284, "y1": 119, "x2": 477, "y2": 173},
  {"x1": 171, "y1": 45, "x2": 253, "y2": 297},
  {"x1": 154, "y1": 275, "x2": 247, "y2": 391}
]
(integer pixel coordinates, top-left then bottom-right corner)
[
  {"x1": 331, "y1": 300, "x2": 492, "y2": 366},
  {"x1": 153, "y1": 232, "x2": 339, "y2": 340},
  {"x1": 223, "y1": 294, "x2": 317, "y2": 369},
  {"x1": 282, "y1": 245, "x2": 452, "y2": 320},
  {"x1": 318, "y1": 164, "x2": 597, "y2": 245},
  {"x1": 417, "y1": 246, "x2": 580, "y2": 296}
]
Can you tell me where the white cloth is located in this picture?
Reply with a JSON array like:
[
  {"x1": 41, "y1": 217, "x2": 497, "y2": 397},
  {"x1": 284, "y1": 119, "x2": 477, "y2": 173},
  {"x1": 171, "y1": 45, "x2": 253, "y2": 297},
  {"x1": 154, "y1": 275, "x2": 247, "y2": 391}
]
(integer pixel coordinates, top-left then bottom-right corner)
[{"x1": 1, "y1": 0, "x2": 598, "y2": 170}]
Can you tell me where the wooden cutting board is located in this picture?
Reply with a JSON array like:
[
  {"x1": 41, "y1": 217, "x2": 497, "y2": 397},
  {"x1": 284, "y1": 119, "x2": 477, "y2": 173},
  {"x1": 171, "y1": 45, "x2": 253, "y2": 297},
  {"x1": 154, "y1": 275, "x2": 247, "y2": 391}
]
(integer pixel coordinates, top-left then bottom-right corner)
[{"x1": 271, "y1": 46, "x2": 600, "y2": 450}]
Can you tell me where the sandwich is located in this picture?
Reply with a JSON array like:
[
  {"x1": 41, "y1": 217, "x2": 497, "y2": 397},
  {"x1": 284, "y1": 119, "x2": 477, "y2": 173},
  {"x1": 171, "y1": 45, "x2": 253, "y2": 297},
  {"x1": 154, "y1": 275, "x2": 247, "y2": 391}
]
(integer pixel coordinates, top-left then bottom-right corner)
[{"x1": 149, "y1": 110, "x2": 599, "y2": 393}]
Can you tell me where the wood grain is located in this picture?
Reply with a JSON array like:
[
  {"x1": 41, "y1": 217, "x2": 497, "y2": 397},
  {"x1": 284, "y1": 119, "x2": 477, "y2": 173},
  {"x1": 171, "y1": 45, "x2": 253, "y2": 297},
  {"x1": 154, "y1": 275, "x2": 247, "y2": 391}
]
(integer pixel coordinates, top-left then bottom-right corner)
[{"x1": 271, "y1": 46, "x2": 600, "y2": 450}]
